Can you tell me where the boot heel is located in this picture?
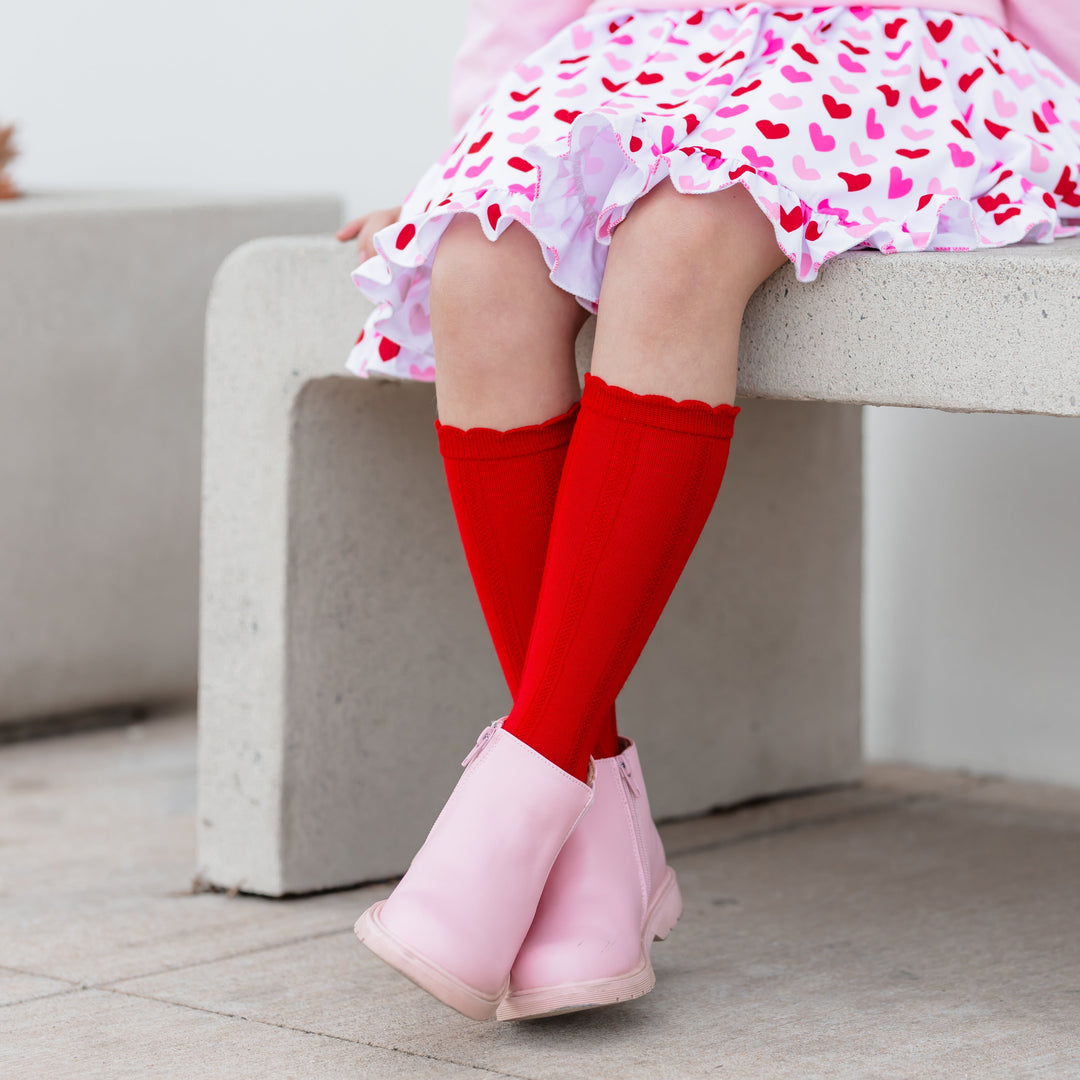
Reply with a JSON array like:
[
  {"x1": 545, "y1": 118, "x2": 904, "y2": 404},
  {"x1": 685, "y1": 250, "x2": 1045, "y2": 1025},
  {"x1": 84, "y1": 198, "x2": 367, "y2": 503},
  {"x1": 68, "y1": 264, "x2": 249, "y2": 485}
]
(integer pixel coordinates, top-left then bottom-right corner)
[{"x1": 649, "y1": 868, "x2": 683, "y2": 942}]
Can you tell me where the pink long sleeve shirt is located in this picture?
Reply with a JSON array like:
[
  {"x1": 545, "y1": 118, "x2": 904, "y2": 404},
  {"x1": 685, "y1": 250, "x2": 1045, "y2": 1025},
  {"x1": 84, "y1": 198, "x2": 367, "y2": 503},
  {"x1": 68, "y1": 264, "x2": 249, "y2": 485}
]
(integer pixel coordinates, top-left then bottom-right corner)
[{"x1": 449, "y1": 0, "x2": 1080, "y2": 129}]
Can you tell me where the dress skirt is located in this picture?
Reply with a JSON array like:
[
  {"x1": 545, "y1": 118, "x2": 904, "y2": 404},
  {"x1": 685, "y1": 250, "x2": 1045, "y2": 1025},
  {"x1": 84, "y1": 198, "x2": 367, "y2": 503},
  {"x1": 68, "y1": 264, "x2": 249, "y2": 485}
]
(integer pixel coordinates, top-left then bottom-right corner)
[{"x1": 348, "y1": 3, "x2": 1080, "y2": 381}]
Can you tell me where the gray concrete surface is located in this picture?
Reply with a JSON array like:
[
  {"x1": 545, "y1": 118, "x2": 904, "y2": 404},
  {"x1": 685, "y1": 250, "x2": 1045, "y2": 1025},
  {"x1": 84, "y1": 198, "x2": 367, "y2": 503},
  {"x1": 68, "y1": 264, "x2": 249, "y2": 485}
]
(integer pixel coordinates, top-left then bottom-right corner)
[
  {"x1": 0, "y1": 193, "x2": 341, "y2": 729},
  {"x1": 3, "y1": 713, "x2": 1079, "y2": 1079},
  {"x1": 200, "y1": 238, "x2": 864, "y2": 895}
]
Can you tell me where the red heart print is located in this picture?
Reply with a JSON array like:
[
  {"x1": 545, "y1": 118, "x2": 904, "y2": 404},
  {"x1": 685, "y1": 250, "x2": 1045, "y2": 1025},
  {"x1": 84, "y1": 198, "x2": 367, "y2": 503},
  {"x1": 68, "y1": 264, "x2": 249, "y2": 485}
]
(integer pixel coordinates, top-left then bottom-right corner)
[
  {"x1": 686, "y1": 9, "x2": 703, "y2": 23},
  {"x1": 468, "y1": 131, "x2": 492, "y2": 154},
  {"x1": 728, "y1": 164, "x2": 756, "y2": 180},
  {"x1": 978, "y1": 192, "x2": 1010, "y2": 211},
  {"x1": 994, "y1": 206, "x2": 1021, "y2": 224},
  {"x1": 823, "y1": 94, "x2": 852, "y2": 119},
  {"x1": 1033, "y1": 110, "x2": 1049, "y2": 134},
  {"x1": 839, "y1": 172, "x2": 872, "y2": 191},
  {"x1": 555, "y1": 109, "x2": 582, "y2": 123},
  {"x1": 602, "y1": 77, "x2": 628, "y2": 92},
  {"x1": 841, "y1": 39, "x2": 869, "y2": 56},
  {"x1": 805, "y1": 220, "x2": 823, "y2": 241},
  {"x1": 487, "y1": 204, "x2": 501, "y2": 230},
  {"x1": 507, "y1": 157, "x2": 535, "y2": 172},
  {"x1": 378, "y1": 336, "x2": 400, "y2": 362},
  {"x1": 877, "y1": 84, "x2": 900, "y2": 107},
  {"x1": 774, "y1": 10, "x2": 805, "y2": 19},
  {"x1": 732, "y1": 79, "x2": 762, "y2": 97},
  {"x1": 917, "y1": 193, "x2": 933, "y2": 211},
  {"x1": 395, "y1": 223, "x2": 416, "y2": 250},
  {"x1": 560, "y1": 55, "x2": 590, "y2": 65},
  {"x1": 1043, "y1": 192, "x2": 1057, "y2": 209},
  {"x1": 927, "y1": 19, "x2": 953, "y2": 42},
  {"x1": 885, "y1": 17, "x2": 907, "y2": 38},
  {"x1": 951, "y1": 119, "x2": 972, "y2": 138},
  {"x1": 984, "y1": 118, "x2": 1010, "y2": 139},
  {"x1": 629, "y1": 135, "x2": 643, "y2": 152},
  {"x1": 698, "y1": 51, "x2": 723, "y2": 63},
  {"x1": 780, "y1": 205, "x2": 804, "y2": 232},
  {"x1": 756, "y1": 119, "x2": 789, "y2": 139},
  {"x1": 720, "y1": 50, "x2": 746, "y2": 67},
  {"x1": 958, "y1": 68, "x2": 984, "y2": 93},
  {"x1": 686, "y1": 114, "x2": 700, "y2": 135},
  {"x1": 1055, "y1": 166, "x2": 1080, "y2": 207},
  {"x1": 919, "y1": 69, "x2": 942, "y2": 93},
  {"x1": 636, "y1": 71, "x2": 663, "y2": 84},
  {"x1": 897, "y1": 147, "x2": 930, "y2": 158},
  {"x1": 793, "y1": 43, "x2": 818, "y2": 64},
  {"x1": 510, "y1": 88, "x2": 540, "y2": 102}
]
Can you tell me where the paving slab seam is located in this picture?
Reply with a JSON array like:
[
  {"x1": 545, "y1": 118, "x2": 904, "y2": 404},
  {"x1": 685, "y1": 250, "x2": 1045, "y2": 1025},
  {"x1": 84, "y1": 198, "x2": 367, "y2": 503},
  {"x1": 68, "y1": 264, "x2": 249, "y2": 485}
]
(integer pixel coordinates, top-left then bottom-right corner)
[
  {"x1": 99, "y1": 986, "x2": 536, "y2": 1080},
  {"x1": 0, "y1": 962, "x2": 81, "y2": 984},
  {"x1": 0, "y1": 985, "x2": 85, "y2": 1010},
  {"x1": 97, "y1": 925, "x2": 352, "y2": 990},
  {"x1": 665, "y1": 790, "x2": 932, "y2": 861}
]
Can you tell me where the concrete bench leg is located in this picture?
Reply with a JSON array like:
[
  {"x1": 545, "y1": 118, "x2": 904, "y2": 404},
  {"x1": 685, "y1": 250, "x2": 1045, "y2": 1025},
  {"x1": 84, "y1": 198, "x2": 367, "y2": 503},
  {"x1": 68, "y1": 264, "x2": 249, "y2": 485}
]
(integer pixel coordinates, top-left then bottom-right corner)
[{"x1": 198, "y1": 240, "x2": 862, "y2": 896}]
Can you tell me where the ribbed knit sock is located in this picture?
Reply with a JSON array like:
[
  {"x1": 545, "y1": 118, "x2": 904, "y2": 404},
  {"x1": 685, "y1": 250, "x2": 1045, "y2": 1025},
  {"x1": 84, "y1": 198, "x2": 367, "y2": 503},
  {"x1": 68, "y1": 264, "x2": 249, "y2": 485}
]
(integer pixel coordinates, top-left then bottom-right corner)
[
  {"x1": 502, "y1": 373, "x2": 740, "y2": 782},
  {"x1": 436, "y1": 404, "x2": 621, "y2": 761}
]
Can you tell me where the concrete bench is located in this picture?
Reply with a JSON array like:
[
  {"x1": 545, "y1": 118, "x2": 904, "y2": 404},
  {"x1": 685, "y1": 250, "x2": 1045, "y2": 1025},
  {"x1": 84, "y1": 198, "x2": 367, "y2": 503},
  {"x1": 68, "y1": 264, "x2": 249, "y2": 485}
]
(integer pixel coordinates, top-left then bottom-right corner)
[
  {"x1": 198, "y1": 235, "x2": 1080, "y2": 896},
  {"x1": 0, "y1": 194, "x2": 341, "y2": 736}
]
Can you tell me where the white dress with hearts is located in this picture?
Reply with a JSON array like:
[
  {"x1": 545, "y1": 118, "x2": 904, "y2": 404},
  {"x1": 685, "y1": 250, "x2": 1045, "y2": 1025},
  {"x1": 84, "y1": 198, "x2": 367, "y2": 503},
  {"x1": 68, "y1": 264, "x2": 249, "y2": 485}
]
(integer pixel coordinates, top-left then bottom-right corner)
[{"x1": 349, "y1": 3, "x2": 1080, "y2": 381}]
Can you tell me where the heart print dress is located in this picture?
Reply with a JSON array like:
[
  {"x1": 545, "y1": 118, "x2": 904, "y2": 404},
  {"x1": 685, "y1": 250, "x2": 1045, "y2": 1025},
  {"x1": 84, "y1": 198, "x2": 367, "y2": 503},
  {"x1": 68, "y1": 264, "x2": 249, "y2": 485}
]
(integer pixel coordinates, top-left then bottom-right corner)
[{"x1": 348, "y1": 1, "x2": 1080, "y2": 381}]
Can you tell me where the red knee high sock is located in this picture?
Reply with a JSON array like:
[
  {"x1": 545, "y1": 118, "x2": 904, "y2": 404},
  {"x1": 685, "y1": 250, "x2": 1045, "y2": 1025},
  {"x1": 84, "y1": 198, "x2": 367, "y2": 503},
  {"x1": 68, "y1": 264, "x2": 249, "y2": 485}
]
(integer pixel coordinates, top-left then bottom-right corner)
[
  {"x1": 502, "y1": 373, "x2": 740, "y2": 782},
  {"x1": 436, "y1": 405, "x2": 620, "y2": 760}
]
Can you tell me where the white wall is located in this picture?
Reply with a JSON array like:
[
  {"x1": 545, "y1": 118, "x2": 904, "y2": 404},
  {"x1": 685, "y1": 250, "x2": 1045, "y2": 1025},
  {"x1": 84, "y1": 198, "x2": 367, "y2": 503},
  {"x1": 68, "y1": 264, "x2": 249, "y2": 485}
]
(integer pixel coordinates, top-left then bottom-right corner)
[
  {"x1": 0, "y1": 0, "x2": 470, "y2": 218},
  {"x1": 865, "y1": 408, "x2": 1080, "y2": 786},
  {"x1": 5, "y1": 3, "x2": 1079, "y2": 785}
]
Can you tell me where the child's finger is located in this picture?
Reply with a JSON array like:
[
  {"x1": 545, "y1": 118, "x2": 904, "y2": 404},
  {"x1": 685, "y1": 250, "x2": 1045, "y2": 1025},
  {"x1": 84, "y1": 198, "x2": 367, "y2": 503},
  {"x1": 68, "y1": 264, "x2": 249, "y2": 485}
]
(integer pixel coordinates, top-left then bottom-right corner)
[{"x1": 336, "y1": 218, "x2": 366, "y2": 242}]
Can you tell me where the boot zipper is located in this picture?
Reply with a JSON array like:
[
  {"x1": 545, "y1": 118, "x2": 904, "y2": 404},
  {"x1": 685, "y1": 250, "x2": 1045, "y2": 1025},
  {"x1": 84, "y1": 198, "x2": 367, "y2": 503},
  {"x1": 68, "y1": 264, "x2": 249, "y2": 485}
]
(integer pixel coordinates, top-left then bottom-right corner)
[
  {"x1": 619, "y1": 756, "x2": 651, "y2": 899},
  {"x1": 461, "y1": 718, "x2": 504, "y2": 769}
]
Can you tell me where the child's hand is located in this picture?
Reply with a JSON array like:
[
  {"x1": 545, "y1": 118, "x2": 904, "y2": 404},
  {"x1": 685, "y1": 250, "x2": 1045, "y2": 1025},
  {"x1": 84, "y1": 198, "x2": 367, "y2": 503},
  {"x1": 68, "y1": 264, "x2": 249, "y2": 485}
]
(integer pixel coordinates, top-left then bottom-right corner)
[{"x1": 336, "y1": 206, "x2": 402, "y2": 261}]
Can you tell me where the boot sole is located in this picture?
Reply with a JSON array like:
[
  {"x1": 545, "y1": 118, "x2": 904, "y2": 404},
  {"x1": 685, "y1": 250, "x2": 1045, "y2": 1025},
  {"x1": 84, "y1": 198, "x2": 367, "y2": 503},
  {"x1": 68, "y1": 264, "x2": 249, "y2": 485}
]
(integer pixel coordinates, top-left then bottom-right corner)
[
  {"x1": 495, "y1": 866, "x2": 682, "y2": 1021},
  {"x1": 354, "y1": 901, "x2": 506, "y2": 1021}
]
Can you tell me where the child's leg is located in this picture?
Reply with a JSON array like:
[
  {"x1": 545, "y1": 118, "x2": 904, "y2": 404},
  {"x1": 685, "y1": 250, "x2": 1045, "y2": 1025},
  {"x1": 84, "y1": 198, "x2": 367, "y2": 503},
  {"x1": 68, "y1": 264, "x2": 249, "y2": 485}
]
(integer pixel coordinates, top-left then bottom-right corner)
[
  {"x1": 503, "y1": 184, "x2": 787, "y2": 780},
  {"x1": 429, "y1": 216, "x2": 620, "y2": 758},
  {"x1": 430, "y1": 215, "x2": 584, "y2": 430}
]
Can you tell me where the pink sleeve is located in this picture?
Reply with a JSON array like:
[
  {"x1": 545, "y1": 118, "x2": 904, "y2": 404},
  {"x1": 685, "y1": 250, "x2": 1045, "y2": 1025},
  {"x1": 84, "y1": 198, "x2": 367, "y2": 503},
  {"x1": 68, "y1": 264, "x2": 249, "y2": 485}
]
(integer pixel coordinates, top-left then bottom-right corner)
[
  {"x1": 449, "y1": 0, "x2": 592, "y2": 131},
  {"x1": 1003, "y1": 0, "x2": 1080, "y2": 84}
]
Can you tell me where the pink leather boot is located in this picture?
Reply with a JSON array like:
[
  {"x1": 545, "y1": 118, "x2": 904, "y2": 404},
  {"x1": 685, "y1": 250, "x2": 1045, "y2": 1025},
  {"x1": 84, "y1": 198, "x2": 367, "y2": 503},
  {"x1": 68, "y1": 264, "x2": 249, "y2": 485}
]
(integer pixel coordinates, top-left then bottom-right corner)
[
  {"x1": 354, "y1": 721, "x2": 593, "y2": 1020},
  {"x1": 496, "y1": 737, "x2": 681, "y2": 1020}
]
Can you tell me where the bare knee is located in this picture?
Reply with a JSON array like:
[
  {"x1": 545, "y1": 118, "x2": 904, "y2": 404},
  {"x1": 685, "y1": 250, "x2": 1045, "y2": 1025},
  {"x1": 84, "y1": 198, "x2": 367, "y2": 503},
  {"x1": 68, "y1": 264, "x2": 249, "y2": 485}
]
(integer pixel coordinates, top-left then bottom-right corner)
[
  {"x1": 430, "y1": 216, "x2": 586, "y2": 356},
  {"x1": 430, "y1": 215, "x2": 587, "y2": 429},
  {"x1": 609, "y1": 182, "x2": 786, "y2": 305}
]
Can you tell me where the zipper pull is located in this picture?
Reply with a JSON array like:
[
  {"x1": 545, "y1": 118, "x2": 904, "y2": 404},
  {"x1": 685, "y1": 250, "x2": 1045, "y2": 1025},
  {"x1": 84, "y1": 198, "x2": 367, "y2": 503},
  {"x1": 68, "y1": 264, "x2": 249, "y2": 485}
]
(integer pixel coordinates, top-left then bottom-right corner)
[
  {"x1": 618, "y1": 756, "x2": 640, "y2": 798},
  {"x1": 461, "y1": 718, "x2": 503, "y2": 769}
]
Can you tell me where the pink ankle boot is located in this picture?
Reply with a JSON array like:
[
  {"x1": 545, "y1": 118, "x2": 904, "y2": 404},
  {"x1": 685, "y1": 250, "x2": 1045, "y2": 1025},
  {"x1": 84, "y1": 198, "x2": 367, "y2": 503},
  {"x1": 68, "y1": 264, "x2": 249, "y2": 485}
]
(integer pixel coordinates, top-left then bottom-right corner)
[
  {"x1": 354, "y1": 721, "x2": 593, "y2": 1020},
  {"x1": 496, "y1": 738, "x2": 681, "y2": 1020}
]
